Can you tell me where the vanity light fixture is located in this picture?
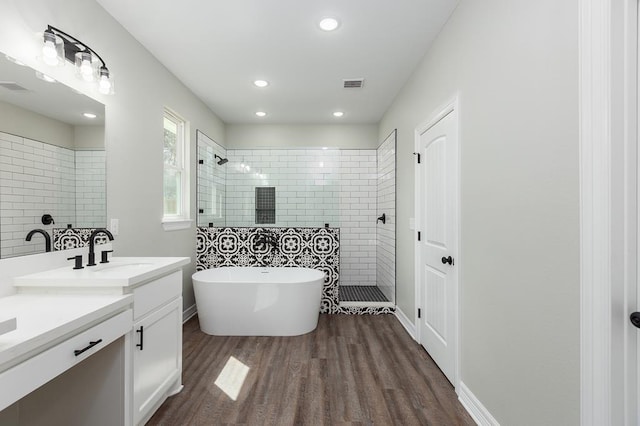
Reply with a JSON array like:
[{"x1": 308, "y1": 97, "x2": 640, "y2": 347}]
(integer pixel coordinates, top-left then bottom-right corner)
[
  {"x1": 41, "y1": 25, "x2": 114, "y2": 95},
  {"x1": 319, "y1": 17, "x2": 340, "y2": 31},
  {"x1": 83, "y1": 112, "x2": 97, "y2": 119},
  {"x1": 253, "y1": 80, "x2": 269, "y2": 88},
  {"x1": 333, "y1": 111, "x2": 344, "y2": 117},
  {"x1": 255, "y1": 111, "x2": 267, "y2": 117}
]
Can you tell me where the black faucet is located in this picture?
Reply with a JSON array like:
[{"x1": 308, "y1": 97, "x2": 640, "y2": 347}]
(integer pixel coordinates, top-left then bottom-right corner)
[
  {"x1": 254, "y1": 232, "x2": 278, "y2": 251},
  {"x1": 25, "y1": 229, "x2": 51, "y2": 252},
  {"x1": 87, "y1": 228, "x2": 114, "y2": 266}
]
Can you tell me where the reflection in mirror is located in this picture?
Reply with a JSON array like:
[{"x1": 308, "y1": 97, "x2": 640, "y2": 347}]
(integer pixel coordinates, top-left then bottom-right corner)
[{"x1": 0, "y1": 53, "x2": 105, "y2": 258}]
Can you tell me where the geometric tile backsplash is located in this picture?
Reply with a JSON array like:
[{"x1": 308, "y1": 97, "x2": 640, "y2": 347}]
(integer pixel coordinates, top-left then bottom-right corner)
[
  {"x1": 52, "y1": 228, "x2": 110, "y2": 251},
  {"x1": 196, "y1": 226, "x2": 340, "y2": 313}
]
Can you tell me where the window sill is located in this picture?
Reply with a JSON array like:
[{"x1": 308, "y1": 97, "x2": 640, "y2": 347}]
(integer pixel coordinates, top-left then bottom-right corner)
[{"x1": 162, "y1": 219, "x2": 193, "y2": 231}]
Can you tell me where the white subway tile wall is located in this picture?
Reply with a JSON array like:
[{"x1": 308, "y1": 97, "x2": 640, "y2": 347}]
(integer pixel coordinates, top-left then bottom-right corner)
[
  {"x1": 0, "y1": 132, "x2": 105, "y2": 258},
  {"x1": 376, "y1": 133, "x2": 396, "y2": 303},
  {"x1": 338, "y1": 150, "x2": 377, "y2": 287},
  {"x1": 197, "y1": 133, "x2": 226, "y2": 227},
  {"x1": 225, "y1": 149, "x2": 377, "y2": 287},
  {"x1": 75, "y1": 151, "x2": 106, "y2": 228},
  {"x1": 225, "y1": 149, "x2": 341, "y2": 227}
]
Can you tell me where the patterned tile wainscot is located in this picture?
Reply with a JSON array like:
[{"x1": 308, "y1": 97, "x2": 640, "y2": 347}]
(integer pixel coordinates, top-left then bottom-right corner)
[
  {"x1": 197, "y1": 227, "x2": 341, "y2": 313},
  {"x1": 52, "y1": 228, "x2": 110, "y2": 250}
]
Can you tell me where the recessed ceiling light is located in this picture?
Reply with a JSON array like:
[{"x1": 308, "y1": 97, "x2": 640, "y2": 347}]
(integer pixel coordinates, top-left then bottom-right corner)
[
  {"x1": 253, "y1": 80, "x2": 269, "y2": 88},
  {"x1": 83, "y1": 112, "x2": 97, "y2": 119},
  {"x1": 333, "y1": 111, "x2": 344, "y2": 117},
  {"x1": 319, "y1": 17, "x2": 340, "y2": 31},
  {"x1": 255, "y1": 111, "x2": 267, "y2": 117}
]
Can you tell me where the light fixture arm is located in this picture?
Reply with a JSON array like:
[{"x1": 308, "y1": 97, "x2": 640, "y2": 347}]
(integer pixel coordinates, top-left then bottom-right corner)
[{"x1": 45, "y1": 25, "x2": 108, "y2": 71}]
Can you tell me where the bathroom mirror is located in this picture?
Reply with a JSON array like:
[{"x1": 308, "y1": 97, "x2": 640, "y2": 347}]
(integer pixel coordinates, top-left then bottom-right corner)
[{"x1": 0, "y1": 52, "x2": 106, "y2": 258}]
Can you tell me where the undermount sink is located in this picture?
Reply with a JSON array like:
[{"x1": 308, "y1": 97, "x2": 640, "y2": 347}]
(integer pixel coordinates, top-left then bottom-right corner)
[{"x1": 13, "y1": 257, "x2": 190, "y2": 288}]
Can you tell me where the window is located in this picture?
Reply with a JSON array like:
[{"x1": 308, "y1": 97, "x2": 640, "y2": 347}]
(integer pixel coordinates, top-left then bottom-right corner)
[{"x1": 163, "y1": 109, "x2": 190, "y2": 229}]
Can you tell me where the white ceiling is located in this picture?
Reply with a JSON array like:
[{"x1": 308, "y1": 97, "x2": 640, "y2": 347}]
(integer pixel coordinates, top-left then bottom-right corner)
[{"x1": 97, "y1": 0, "x2": 458, "y2": 124}]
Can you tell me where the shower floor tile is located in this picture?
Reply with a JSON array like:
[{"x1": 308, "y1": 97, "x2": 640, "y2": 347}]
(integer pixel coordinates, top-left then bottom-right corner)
[{"x1": 340, "y1": 285, "x2": 389, "y2": 302}]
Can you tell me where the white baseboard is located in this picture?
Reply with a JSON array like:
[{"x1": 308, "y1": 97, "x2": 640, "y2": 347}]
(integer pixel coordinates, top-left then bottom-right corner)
[
  {"x1": 183, "y1": 304, "x2": 197, "y2": 323},
  {"x1": 394, "y1": 306, "x2": 416, "y2": 340},
  {"x1": 458, "y1": 381, "x2": 499, "y2": 426}
]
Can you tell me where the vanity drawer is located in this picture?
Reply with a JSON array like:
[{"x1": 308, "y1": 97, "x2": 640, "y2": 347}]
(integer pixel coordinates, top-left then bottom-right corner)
[
  {"x1": 133, "y1": 270, "x2": 181, "y2": 320},
  {"x1": 0, "y1": 309, "x2": 132, "y2": 411}
]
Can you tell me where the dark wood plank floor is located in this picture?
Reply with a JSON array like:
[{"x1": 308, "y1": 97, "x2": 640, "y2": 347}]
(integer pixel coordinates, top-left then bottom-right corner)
[{"x1": 149, "y1": 314, "x2": 475, "y2": 426}]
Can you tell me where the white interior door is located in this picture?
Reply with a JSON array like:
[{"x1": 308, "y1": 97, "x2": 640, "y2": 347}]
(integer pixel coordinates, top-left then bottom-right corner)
[{"x1": 415, "y1": 104, "x2": 458, "y2": 385}]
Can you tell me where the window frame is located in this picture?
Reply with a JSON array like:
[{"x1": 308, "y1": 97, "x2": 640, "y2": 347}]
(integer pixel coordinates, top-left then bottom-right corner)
[{"x1": 162, "y1": 108, "x2": 191, "y2": 230}]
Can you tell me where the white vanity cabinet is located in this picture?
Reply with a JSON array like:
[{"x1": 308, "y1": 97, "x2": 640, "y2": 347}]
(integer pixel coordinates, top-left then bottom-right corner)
[
  {"x1": 12, "y1": 256, "x2": 191, "y2": 426},
  {"x1": 131, "y1": 270, "x2": 183, "y2": 425}
]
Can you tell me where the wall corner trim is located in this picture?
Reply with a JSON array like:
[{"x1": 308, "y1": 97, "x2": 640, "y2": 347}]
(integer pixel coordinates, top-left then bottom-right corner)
[
  {"x1": 394, "y1": 307, "x2": 416, "y2": 340},
  {"x1": 458, "y1": 381, "x2": 500, "y2": 426},
  {"x1": 579, "y1": 0, "x2": 619, "y2": 424},
  {"x1": 183, "y1": 304, "x2": 197, "y2": 323}
]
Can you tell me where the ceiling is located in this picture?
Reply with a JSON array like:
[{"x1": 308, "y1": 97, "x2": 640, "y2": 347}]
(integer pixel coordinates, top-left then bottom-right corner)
[
  {"x1": 97, "y1": 0, "x2": 458, "y2": 124},
  {"x1": 0, "y1": 55, "x2": 104, "y2": 126}
]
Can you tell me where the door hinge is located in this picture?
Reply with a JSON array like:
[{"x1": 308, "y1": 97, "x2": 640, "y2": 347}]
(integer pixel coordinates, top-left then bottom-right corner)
[
  {"x1": 417, "y1": 231, "x2": 421, "y2": 241},
  {"x1": 413, "y1": 152, "x2": 421, "y2": 164},
  {"x1": 418, "y1": 308, "x2": 421, "y2": 319}
]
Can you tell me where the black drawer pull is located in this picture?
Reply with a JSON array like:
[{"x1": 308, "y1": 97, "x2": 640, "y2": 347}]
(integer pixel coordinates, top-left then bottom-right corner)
[
  {"x1": 136, "y1": 326, "x2": 144, "y2": 350},
  {"x1": 74, "y1": 339, "x2": 103, "y2": 356}
]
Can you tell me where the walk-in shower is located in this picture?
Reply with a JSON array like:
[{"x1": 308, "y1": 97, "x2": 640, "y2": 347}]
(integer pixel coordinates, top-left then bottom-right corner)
[{"x1": 196, "y1": 129, "x2": 397, "y2": 307}]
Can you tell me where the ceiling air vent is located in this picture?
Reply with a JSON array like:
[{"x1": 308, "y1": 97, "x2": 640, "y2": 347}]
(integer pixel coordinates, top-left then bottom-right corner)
[
  {"x1": 0, "y1": 81, "x2": 28, "y2": 91},
  {"x1": 343, "y1": 78, "x2": 364, "y2": 89}
]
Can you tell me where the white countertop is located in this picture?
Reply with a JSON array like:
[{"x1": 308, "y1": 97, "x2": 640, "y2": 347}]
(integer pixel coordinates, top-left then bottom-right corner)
[
  {"x1": 0, "y1": 293, "x2": 133, "y2": 371},
  {"x1": 13, "y1": 257, "x2": 190, "y2": 288}
]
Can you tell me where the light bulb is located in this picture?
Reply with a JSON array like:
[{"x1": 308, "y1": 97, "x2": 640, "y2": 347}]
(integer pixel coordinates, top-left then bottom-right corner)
[
  {"x1": 42, "y1": 30, "x2": 62, "y2": 67},
  {"x1": 43, "y1": 41, "x2": 57, "y2": 59},
  {"x1": 80, "y1": 60, "x2": 93, "y2": 80},
  {"x1": 42, "y1": 41, "x2": 59, "y2": 66},
  {"x1": 99, "y1": 75, "x2": 111, "y2": 94},
  {"x1": 98, "y1": 67, "x2": 112, "y2": 94},
  {"x1": 76, "y1": 52, "x2": 95, "y2": 82}
]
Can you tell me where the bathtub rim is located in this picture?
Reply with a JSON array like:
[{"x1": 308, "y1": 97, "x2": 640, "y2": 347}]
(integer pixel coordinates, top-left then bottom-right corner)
[{"x1": 192, "y1": 266, "x2": 326, "y2": 286}]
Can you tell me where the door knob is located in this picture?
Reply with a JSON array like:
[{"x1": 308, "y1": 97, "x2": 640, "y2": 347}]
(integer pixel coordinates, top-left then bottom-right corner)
[
  {"x1": 441, "y1": 256, "x2": 454, "y2": 265},
  {"x1": 631, "y1": 312, "x2": 640, "y2": 328}
]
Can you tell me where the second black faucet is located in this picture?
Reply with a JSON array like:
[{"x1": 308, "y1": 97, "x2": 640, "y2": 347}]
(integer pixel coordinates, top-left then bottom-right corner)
[{"x1": 87, "y1": 228, "x2": 114, "y2": 266}]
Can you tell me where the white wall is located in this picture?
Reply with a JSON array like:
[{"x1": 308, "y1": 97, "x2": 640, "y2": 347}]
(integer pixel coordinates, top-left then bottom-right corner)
[
  {"x1": 227, "y1": 123, "x2": 378, "y2": 149},
  {"x1": 0, "y1": 0, "x2": 225, "y2": 309},
  {"x1": 74, "y1": 126, "x2": 105, "y2": 150},
  {"x1": 0, "y1": 101, "x2": 75, "y2": 149},
  {"x1": 379, "y1": 0, "x2": 579, "y2": 424}
]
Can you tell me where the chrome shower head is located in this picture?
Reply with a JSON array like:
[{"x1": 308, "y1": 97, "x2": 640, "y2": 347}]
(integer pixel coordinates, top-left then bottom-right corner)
[{"x1": 215, "y1": 154, "x2": 228, "y2": 165}]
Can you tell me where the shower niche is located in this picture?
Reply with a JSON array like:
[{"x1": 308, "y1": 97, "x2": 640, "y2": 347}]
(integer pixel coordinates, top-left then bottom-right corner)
[{"x1": 195, "y1": 129, "x2": 396, "y2": 310}]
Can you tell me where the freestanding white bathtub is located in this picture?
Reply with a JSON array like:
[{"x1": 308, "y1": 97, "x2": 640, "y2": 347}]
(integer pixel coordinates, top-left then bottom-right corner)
[{"x1": 192, "y1": 267, "x2": 325, "y2": 336}]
